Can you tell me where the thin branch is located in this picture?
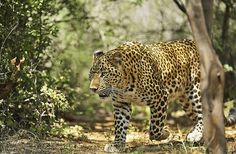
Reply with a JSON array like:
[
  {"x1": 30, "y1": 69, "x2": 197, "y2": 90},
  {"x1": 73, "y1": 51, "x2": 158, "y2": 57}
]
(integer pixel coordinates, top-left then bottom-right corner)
[
  {"x1": 0, "y1": 20, "x2": 19, "y2": 55},
  {"x1": 173, "y1": 0, "x2": 187, "y2": 14}
]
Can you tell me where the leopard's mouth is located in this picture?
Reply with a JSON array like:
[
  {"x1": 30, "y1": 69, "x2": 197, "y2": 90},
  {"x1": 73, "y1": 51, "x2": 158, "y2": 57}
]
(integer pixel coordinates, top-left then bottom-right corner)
[
  {"x1": 98, "y1": 93, "x2": 109, "y2": 98},
  {"x1": 97, "y1": 88, "x2": 112, "y2": 98}
]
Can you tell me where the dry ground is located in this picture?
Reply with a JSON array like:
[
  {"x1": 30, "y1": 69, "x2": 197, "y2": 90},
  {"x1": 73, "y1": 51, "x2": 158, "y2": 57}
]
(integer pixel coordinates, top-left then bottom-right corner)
[{"x1": 1, "y1": 114, "x2": 236, "y2": 154}]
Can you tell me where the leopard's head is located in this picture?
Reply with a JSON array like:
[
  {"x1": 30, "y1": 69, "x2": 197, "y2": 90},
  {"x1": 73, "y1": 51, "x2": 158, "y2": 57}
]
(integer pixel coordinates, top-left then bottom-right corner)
[{"x1": 89, "y1": 50, "x2": 124, "y2": 98}]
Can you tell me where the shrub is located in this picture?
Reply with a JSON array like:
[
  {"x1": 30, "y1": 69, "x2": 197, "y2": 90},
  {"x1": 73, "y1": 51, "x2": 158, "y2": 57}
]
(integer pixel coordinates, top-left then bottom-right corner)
[{"x1": 0, "y1": 0, "x2": 75, "y2": 135}]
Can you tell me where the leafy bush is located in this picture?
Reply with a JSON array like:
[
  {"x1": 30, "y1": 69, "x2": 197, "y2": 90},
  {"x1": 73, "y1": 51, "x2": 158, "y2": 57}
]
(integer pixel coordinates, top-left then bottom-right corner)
[{"x1": 0, "y1": 0, "x2": 76, "y2": 135}]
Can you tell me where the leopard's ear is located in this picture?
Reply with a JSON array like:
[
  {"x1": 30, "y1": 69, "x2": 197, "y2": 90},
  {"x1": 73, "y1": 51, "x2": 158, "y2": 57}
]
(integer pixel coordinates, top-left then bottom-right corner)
[
  {"x1": 93, "y1": 50, "x2": 104, "y2": 62},
  {"x1": 111, "y1": 51, "x2": 122, "y2": 66}
]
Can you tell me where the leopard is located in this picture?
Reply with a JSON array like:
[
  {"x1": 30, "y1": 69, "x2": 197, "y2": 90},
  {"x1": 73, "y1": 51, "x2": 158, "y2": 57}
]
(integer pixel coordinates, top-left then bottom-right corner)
[{"x1": 88, "y1": 39, "x2": 236, "y2": 152}]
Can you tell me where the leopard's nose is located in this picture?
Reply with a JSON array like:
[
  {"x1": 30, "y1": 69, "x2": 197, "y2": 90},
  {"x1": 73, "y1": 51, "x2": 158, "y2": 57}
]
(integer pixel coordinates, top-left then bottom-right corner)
[{"x1": 90, "y1": 87, "x2": 98, "y2": 92}]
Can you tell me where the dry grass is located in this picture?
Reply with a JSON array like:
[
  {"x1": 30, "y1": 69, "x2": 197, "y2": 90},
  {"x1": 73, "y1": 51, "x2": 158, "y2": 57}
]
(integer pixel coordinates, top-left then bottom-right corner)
[
  {"x1": 1, "y1": 129, "x2": 235, "y2": 154},
  {"x1": 0, "y1": 130, "x2": 205, "y2": 154},
  {"x1": 0, "y1": 114, "x2": 236, "y2": 154}
]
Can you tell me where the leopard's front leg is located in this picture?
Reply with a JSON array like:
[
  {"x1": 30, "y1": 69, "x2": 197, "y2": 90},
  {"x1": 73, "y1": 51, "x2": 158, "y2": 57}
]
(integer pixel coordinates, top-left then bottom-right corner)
[
  {"x1": 149, "y1": 101, "x2": 169, "y2": 141},
  {"x1": 104, "y1": 101, "x2": 131, "y2": 152}
]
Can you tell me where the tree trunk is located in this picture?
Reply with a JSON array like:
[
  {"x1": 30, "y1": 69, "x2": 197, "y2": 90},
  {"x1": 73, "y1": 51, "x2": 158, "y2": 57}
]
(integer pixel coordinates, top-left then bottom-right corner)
[
  {"x1": 201, "y1": 0, "x2": 213, "y2": 38},
  {"x1": 185, "y1": 0, "x2": 227, "y2": 153}
]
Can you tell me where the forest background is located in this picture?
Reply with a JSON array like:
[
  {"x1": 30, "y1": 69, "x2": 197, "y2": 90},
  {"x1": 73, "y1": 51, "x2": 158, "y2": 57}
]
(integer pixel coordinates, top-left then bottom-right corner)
[{"x1": 0, "y1": 0, "x2": 236, "y2": 153}]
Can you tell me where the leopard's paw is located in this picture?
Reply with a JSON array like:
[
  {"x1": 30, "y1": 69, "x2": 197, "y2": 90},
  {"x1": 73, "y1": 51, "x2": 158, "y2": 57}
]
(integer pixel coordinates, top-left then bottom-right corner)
[
  {"x1": 186, "y1": 129, "x2": 203, "y2": 142},
  {"x1": 149, "y1": 129, "x2": 170, "y2": 141},
  {"x1": 104, "y1": 143, "x2": 125, "y2": 153}
]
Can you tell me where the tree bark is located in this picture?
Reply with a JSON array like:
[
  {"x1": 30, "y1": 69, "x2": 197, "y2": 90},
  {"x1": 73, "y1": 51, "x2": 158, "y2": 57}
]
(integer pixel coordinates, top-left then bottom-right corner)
[
  {"x1": 201, "y1": 0, "x2": 213, "y2": 38},
  {"x1": 185, "y1": 0, "x2": 227, "y2": 153}
]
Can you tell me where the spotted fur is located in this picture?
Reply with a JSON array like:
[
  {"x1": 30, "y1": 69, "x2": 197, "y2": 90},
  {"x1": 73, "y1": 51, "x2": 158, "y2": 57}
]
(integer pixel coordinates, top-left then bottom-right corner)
[{"x1": 89, "y1": 40, "x2": 204, "y2": 152}]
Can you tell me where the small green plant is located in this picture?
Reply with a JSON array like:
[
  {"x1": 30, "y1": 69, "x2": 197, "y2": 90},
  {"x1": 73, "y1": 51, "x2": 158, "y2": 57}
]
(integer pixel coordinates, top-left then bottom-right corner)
[{"x1": 50, "y1": 121, "x2": 88, "y2": 141}]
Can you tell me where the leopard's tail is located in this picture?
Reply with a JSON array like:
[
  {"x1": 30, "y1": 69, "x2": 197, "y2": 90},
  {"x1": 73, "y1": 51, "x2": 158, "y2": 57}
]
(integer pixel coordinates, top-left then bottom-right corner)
[{"x1": 225, "y1": 108, "x2": 236, "y2": 127}]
